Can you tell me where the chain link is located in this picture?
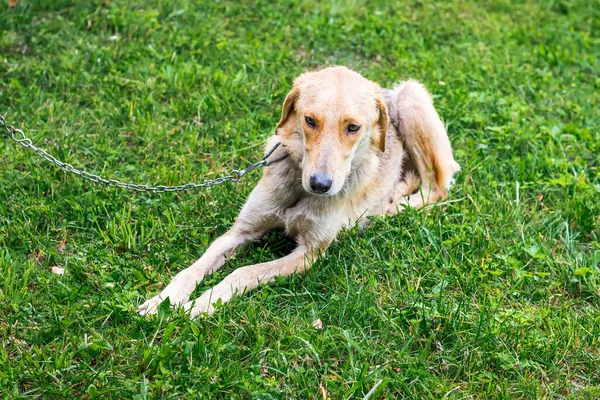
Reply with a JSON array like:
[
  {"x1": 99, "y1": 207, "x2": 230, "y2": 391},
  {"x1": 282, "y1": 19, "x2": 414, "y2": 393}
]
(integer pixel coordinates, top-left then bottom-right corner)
[{"x1": 0, "y1": 113, "x2": 287, "y2": 193}]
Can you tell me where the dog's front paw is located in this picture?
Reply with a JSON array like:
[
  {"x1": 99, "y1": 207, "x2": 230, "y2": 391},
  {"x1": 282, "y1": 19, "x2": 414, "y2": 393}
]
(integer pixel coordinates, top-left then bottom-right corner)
[
  {"x1": 138, "y1": 291, "x2": 190, "y2": 316},
  {"x1": 184, "y1": 295, "x2": 217, "y2": 318},
  {"x1": 138, "y1": 295, "x2": 166, "y2": 316}
]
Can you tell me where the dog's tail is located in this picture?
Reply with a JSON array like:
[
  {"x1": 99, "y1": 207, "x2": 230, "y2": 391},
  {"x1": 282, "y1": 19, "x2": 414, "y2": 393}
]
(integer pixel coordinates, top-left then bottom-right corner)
[{"x1": 390, "y1": 80, "x2": 460, "y2": 195}]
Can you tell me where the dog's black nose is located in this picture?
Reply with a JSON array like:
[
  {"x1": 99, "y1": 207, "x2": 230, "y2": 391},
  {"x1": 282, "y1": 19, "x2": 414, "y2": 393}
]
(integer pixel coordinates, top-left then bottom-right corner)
[{"x1": 309, "y1": 173, "x2": 333, "y2": 194}]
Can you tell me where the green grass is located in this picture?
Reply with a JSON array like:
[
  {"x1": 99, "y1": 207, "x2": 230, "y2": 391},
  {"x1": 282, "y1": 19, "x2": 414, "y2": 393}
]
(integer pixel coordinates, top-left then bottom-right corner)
[{"x1": 1, "y1": 0, "x2": 599, "y2": 398}]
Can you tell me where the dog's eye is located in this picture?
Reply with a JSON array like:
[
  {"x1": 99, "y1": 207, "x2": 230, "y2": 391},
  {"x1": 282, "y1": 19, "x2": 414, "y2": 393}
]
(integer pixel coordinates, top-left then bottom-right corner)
[
  {"x1": 347, "y1": 124, "x2": 361, "y2": 134},
  {"x1": 304, "y1": 116, "x2": 316, "y2": 128}
]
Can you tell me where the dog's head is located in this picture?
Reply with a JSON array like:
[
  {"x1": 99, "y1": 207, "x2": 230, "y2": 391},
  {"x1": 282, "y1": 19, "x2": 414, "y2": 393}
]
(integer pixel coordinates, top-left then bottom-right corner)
[{"x1": 276, "y1": 66, "x2": 388, "y2": 196}]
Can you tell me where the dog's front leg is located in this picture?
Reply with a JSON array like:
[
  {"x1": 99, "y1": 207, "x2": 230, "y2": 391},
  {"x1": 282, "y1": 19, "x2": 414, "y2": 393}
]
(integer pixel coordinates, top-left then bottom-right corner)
[
  {"x1": 138, "y1": 183, "x2": 281, "y2": 316},
  {"x1": 138, "y1": 228, "x2": 252, "y2": 315},
  {"x1": 184, "y1": 246, "x2": 318, "y2": 317}
]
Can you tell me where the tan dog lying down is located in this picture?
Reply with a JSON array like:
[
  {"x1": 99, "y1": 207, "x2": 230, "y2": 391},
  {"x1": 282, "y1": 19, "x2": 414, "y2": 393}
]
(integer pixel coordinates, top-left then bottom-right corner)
[{"x1": 139, "y1": 66, "x2": 460, "y2": 317}]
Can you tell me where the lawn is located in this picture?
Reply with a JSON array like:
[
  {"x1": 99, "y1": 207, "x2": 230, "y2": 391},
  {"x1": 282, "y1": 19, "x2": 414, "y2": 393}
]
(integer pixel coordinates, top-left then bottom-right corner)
[{"x1": 1, "y1": 0, "x2": 599, "y2": 398}]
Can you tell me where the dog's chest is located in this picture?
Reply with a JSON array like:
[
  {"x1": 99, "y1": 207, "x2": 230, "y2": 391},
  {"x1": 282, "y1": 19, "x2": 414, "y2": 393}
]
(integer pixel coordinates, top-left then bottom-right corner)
[
  {"x1": 280, "y1": 197, "x2": 349, "y2": 246},
  {"x1": 279, "y1": 184, "x2": 385, "y2": 246}
]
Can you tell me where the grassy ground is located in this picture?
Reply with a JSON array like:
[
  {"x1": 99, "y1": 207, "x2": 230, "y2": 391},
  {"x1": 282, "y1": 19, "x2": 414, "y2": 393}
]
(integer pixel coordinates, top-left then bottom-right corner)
[{"x1": 1, "y1": 0, "x2": 599, "y2": 398}]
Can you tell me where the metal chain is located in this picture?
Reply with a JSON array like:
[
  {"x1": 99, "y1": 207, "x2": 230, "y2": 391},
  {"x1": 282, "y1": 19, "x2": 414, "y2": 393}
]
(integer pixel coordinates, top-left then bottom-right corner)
[{"x1": 0, "y1": 113, "x2": 287, "y2": 193}]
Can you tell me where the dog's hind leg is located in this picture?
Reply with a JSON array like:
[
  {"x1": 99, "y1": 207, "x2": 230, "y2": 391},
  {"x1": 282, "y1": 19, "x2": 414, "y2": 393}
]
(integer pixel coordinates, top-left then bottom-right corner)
[
  {"x1": 138, "y1": 187, "x2": 281, "y2": 316},
  {"x1": 381, "y1": 170, "x2": 422, "y2": 215},
  {"x1": 387, "y1": 80, "x2": 460, "y2": 211}
]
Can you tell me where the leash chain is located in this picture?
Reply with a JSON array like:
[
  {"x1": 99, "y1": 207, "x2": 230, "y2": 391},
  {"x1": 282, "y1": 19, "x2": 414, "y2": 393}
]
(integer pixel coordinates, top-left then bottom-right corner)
[{"x1": 0, "y1": 113, "x2": 287, "y2": 193}]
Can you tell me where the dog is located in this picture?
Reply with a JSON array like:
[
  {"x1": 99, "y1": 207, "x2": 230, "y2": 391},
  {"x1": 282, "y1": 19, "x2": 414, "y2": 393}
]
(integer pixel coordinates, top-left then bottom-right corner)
[{"x1": 138, "y1": 66, "x2": 460, "y2": 317}]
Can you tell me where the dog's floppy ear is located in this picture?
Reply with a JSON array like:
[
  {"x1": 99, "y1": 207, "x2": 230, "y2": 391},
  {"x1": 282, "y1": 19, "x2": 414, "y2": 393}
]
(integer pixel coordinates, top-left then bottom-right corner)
[
  {"x1": 276, "y1": 72, "x2": 312, "y2": 134},
  {"x1": 373, "y1": 94, "x2": 389, "y2": 152},
  {"x1": 276, "y1": 85, "x2": 300, "y2": 133}
]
